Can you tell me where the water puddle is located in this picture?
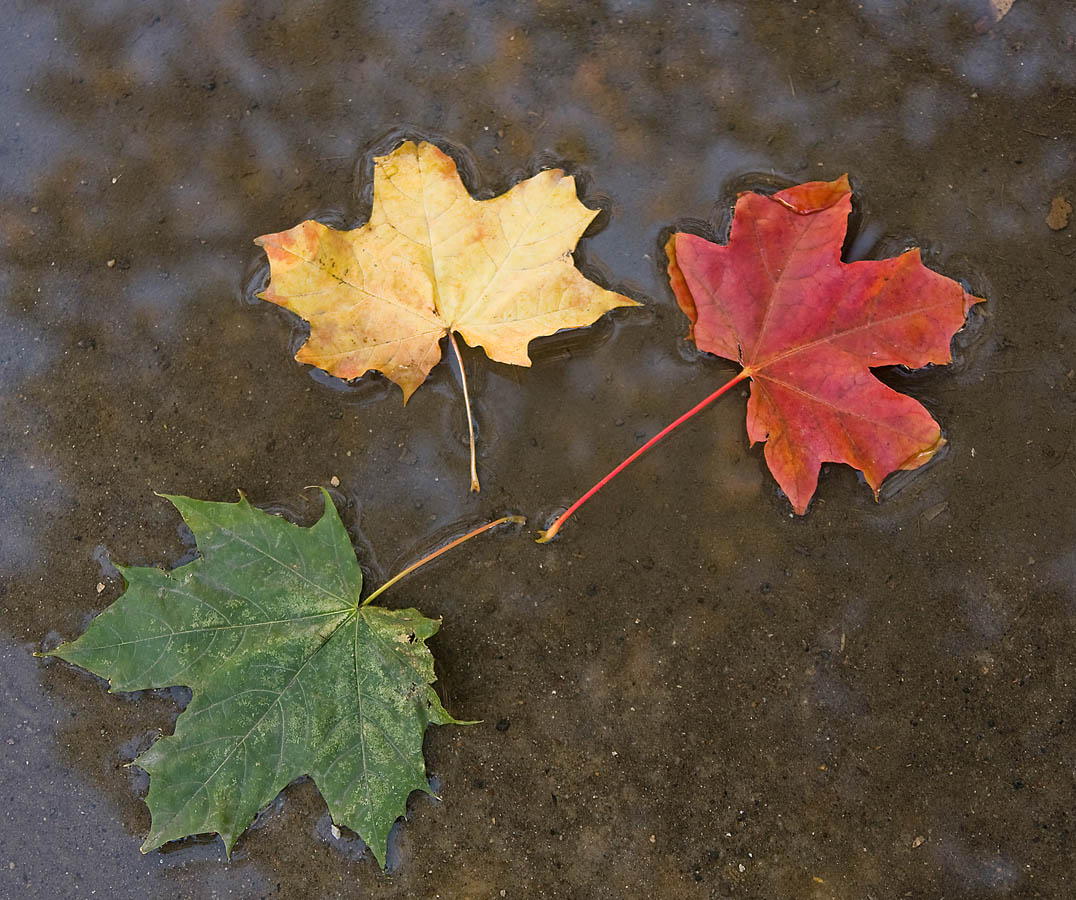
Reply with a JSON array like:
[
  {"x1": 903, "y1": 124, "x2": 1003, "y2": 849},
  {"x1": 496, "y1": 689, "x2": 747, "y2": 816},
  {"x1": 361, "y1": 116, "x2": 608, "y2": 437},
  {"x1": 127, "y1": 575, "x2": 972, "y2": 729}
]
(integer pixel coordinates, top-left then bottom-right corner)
[{"x1": 2, "y1": 1, "x2": 1074, "y2": 896}]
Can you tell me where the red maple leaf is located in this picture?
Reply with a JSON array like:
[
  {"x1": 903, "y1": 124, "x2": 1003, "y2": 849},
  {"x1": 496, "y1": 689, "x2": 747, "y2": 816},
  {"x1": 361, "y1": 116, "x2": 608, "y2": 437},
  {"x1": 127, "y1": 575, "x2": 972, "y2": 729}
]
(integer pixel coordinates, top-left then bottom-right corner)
[{"x1": 540, "y1": 175, "x2": 982, "y2": 539}]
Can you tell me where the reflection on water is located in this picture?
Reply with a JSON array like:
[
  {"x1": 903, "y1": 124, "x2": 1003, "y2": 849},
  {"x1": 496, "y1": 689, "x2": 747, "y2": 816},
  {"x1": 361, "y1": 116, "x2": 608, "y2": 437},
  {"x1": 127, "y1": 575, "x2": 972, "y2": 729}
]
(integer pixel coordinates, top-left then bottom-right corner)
[
  {"x1": 1, "y1": 0, "x2": 1074, "y2": 896},
  {"x1": 1, "y1": 635, "x2": 270, "y2": 897}
]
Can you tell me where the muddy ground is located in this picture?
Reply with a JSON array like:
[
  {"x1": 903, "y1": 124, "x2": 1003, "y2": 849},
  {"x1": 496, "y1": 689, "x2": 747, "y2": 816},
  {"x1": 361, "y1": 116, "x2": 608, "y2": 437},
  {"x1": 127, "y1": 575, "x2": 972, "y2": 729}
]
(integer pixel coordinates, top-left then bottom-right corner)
[{"x1": 2, "y1": 1, "x2": 1074, "y2": 898}]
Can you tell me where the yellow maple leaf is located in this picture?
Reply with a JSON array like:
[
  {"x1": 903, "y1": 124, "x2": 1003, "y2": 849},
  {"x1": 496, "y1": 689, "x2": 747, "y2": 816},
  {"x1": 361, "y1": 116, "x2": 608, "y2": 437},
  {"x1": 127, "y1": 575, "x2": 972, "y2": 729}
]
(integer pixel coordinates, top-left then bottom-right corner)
[{"x1": 256, "y1": 140, "x2": 638, "y2": 491}]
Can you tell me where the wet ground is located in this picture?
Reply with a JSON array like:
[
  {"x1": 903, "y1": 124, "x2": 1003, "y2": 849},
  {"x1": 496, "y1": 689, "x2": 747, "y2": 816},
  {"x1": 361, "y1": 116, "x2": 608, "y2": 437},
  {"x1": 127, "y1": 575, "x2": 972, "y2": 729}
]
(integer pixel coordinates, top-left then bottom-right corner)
[{"x1": 2, "y1": 1, "x2": 1075, "y2": 897}]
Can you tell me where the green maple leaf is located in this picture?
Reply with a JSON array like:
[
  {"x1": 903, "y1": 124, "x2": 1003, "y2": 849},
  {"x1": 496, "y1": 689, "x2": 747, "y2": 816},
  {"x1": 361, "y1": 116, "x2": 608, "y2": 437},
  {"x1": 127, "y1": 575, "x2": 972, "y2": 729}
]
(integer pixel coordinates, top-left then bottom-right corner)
[{"x1": 45, "y1": 490, "x2": 492, "y2": 867}]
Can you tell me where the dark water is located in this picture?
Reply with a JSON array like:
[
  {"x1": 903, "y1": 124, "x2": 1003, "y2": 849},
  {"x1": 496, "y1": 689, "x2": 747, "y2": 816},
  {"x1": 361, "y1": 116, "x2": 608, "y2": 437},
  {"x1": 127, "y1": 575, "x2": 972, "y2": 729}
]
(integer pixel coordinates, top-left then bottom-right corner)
[{"x1": 2, "y1": 1, "x2": 1074, "y2": 897}]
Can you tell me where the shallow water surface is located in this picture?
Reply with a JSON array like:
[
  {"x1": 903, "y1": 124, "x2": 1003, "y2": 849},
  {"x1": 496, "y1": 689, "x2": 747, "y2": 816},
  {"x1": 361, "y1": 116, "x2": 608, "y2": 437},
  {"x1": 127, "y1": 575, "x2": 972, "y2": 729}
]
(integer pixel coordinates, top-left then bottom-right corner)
[{"x1": 2, "y1": 1, "x2": 1075, "y2": 898}]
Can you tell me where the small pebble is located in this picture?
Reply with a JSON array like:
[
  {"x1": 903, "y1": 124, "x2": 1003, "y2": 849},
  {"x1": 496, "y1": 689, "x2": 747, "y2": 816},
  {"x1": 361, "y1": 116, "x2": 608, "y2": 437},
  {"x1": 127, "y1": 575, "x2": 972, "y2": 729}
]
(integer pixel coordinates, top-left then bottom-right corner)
[
  {"x1": 107, "y1": 259, "x2": 116, "y2": 268},
  {"x1": 330, "y1": 475, "x2": 340, "y2": 486},
  {"x1": 96, "y1": 582, "x2": 105, "y2": 594}
]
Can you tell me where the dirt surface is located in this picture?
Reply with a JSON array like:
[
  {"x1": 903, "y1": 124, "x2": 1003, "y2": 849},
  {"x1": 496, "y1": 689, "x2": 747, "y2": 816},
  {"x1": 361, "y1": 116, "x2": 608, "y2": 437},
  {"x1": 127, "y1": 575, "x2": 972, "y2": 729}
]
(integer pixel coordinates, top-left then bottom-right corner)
[{"x1": 2, "y1": 1, "x2": 1074, "y2": 898}]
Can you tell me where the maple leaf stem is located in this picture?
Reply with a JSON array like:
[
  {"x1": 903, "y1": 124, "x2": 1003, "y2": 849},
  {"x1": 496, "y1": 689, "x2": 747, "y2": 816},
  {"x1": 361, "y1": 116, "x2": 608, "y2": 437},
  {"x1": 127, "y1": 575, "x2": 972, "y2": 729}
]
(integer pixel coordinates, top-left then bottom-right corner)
[
  {"x1": 362, "y1": 514, "x2": 525, "y2": 607},
  {"x1": 448, "y1": 330, "x2": 481, "y2": 493},
  {"x1": 536, "y1": 368, "x2": 753, "y2": 543}
]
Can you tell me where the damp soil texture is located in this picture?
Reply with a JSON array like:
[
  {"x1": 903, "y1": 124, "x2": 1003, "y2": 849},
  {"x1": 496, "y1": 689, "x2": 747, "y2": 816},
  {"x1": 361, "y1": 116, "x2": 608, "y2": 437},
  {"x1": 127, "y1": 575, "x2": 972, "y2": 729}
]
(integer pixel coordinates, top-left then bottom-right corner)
[{"x1": 2, "y1": 2, "x2": 1075, "y2": 898}]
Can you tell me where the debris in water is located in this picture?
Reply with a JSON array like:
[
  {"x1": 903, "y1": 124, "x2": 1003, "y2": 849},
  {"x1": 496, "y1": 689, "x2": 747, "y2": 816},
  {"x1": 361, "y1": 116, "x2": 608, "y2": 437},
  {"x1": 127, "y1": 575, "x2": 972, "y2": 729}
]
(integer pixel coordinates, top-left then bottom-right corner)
[{"x1": 1046, "y1": 195, "x2": 1072, "y2": 231}]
